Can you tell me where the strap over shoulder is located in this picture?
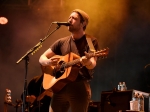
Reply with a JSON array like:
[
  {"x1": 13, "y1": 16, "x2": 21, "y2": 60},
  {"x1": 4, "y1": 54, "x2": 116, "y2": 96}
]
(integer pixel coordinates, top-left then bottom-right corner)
[{"x1": 86, "y1": 35, "x2": 96, "y2": 53}]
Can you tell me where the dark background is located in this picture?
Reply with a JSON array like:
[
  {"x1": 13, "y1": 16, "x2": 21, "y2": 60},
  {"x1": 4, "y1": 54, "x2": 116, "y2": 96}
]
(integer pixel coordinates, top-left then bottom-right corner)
[{"x1": 0, "y1": 0, "x2": 150, "y2": 111}]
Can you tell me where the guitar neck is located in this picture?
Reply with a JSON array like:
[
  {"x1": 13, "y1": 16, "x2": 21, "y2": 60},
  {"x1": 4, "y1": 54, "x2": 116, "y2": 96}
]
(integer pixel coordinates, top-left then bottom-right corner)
[
  {"x1": 64, "y1": 54, "x2": 94, "y2": 68},
  {"x1": 62, "y1": 48, "x2": 109, "y2": 69},
  {"x1": 65, "y1": 58, "x2": 80, "y2": 68}
]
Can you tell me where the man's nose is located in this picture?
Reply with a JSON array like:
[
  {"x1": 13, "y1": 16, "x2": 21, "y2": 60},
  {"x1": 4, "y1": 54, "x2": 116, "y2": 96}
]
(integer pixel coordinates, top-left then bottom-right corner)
[{"x1": 68, "y1": 18, "x2": 72, "y2": 23}]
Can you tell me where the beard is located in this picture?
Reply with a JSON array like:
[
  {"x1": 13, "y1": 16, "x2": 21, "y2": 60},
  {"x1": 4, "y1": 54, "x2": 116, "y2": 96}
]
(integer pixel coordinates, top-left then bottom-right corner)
[{"x1": 68, "y1": 24, "x2": 81, "y2": 33}]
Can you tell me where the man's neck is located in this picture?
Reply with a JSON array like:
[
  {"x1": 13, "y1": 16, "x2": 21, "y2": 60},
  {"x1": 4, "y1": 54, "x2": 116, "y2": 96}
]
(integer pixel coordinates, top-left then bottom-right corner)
[{"x1": 71, "y1": 31, "x2": 85, "y2": 40}]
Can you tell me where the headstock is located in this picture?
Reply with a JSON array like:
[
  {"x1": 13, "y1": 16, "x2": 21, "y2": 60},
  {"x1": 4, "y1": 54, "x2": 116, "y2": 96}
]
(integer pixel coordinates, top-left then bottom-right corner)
[
  {"x1": 85, "y1": 47, "x2": 109, "y2": 59},
  {"x1": 5, "y1": 89, "x2": 12, "y2": 104}
]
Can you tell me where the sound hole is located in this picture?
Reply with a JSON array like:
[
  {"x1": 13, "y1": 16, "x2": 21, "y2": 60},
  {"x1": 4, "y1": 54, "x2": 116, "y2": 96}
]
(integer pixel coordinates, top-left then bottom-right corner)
[{"x1": 53, "y1": 61, "x2": 65, "y2": 79}]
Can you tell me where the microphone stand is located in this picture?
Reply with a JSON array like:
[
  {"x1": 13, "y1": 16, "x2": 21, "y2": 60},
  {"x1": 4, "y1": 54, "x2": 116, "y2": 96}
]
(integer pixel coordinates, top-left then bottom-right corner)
[{"x1": 16, "y1": 25, "x2": 60, "y2": 112}]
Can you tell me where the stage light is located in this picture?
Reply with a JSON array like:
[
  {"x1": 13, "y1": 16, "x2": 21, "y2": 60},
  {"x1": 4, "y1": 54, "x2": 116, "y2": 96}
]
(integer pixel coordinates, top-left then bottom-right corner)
[{"x1": 0, "y1": 17, "x2": 8, "y2": 25}]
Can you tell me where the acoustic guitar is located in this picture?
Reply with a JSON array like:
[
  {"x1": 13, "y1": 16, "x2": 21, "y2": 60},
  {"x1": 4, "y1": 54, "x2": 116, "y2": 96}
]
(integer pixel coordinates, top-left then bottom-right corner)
[{"x1": 42, "y1": 48, "x2": 109, "y2": 93}]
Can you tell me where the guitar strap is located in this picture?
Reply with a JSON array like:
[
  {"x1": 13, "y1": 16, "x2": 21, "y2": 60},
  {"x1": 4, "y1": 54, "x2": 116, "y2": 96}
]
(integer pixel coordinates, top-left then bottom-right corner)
[
  {"x1": 69, "y1": 35, "x2": 95, "y2": 80},
  {"x1": 85, "y1": 35, "x2": 96, "y2": 79},
  {"x1": 69, "y1": 35, "x2": 96, "y2": 54},
  {"x1": 86, "y1": 35, "x2": 96, "y2": 53}
]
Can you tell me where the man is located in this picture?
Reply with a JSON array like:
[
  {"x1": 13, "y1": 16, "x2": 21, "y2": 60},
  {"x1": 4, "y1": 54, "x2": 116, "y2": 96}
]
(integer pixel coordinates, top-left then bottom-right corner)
[
  {"x1": 39, "y1": 9, "x2": 100, "y2": 112},
  {"x1": 25, "y1": 74, "x2": 53, "y2": 112}
]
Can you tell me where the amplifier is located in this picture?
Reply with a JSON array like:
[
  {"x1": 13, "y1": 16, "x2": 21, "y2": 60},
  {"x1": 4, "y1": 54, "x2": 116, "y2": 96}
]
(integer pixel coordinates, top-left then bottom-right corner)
[{"x1": 100, "y1": 90, "x2": 133, "y2": 112}]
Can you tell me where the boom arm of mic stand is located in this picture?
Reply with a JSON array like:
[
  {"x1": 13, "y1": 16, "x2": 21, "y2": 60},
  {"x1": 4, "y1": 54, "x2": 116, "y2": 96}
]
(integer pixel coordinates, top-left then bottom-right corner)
[
  {"x1": 15, "y1": 25, "x2": 60, "y2": 112},
  {"x1": 16, "y1": 25, "x2": 60, "y2": 64}
]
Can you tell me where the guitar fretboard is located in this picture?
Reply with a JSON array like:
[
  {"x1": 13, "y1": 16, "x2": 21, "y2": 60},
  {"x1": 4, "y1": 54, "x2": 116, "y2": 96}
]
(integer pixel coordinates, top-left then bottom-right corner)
[
  {"x1": 60, "y1": 48, "x2": 109, "y2": 69},
  {"x1": 64, "y1": 58, "x2": 80, "y2": 68},
  {"x1": 63, "y1": 53, "x2": 96, "y2": 68}
]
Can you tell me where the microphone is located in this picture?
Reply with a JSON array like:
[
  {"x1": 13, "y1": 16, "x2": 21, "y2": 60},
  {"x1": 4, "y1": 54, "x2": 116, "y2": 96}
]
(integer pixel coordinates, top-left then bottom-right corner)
[{"x1": 52, "y1": 22, "x2": 70, "y2": 26}]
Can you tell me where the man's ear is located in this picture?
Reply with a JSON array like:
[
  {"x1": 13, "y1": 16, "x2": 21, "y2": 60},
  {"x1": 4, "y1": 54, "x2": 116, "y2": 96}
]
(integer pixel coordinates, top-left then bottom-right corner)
[{"x1": 82, "y1": 21, "x2": 86, "y2": 27}]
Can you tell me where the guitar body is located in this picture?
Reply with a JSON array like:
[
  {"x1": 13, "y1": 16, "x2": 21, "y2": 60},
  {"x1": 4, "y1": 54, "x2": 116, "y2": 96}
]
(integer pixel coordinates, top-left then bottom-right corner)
[
  {"x1": 42, "y1": 48, "x2": 109, "y2": 93},
  {"x1": 42, "y1": 52, "x2": 80, "y2": 93}
]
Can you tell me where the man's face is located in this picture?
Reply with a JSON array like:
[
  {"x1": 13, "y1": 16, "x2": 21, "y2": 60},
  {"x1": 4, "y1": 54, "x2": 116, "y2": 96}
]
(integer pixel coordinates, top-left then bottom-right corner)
[{"x1": 68, "y1": 12, "x2": 83, "y2": 32}]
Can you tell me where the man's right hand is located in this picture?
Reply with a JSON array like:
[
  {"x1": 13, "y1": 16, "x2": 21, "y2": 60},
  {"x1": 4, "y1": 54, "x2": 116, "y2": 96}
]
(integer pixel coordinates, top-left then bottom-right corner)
[{"x1": 49, "y1": 57, "x2": 60, "y2": 66}]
